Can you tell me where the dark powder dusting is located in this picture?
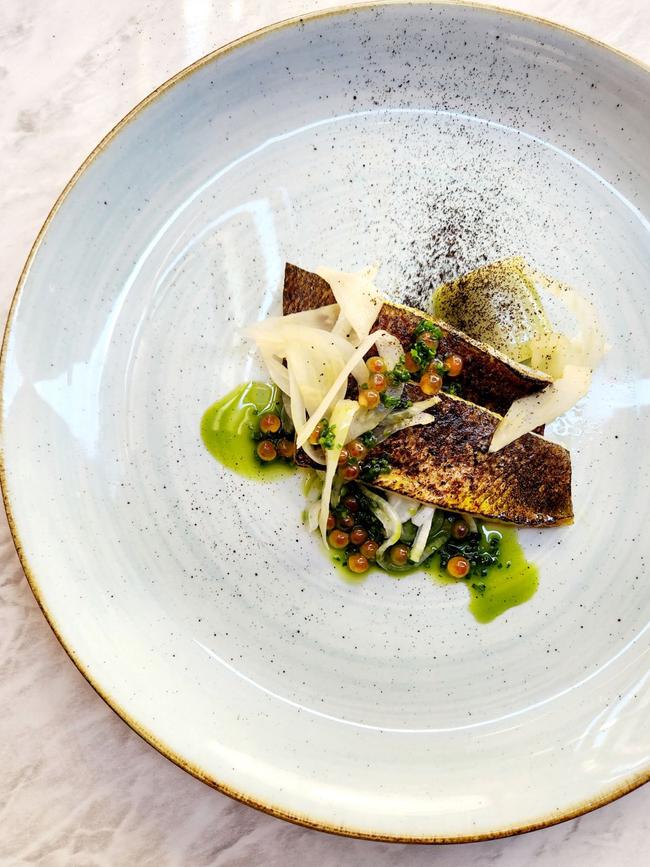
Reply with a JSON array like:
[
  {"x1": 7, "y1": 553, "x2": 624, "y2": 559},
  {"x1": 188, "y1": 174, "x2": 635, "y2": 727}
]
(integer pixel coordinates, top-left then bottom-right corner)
[{"x1": 398, "y1": 189, "x2": 514, "y2": 312}]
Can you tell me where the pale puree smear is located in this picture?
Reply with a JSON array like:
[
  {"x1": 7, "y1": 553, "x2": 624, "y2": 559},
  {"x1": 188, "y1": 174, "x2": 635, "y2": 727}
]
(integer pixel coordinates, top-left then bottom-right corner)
[{"x1": 202, "y1": 258, "x2": 605, "y2": 622}]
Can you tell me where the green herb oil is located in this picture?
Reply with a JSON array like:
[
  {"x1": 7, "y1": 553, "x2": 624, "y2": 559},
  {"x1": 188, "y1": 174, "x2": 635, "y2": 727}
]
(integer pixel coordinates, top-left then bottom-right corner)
[
  {"x1": 201, "y1": 381, "x2": 295, "y2": 482},
  {"x1": 202, "y1": 384, "x2": 538, "y2": 622},
  {"x1": 328, "y1": 523, "x2": 538, "y2": 623}
]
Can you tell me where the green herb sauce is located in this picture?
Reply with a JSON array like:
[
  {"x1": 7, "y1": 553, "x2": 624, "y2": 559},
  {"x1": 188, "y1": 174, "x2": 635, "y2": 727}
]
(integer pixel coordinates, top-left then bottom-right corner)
[
  {"x1": 201, "y1": 381, "x2": 295, "y2": 482},
  {"x1": 203, "y1": 383, "x2": 538, "y2": 622},
  {"x1": 465, "y1": 527, "x2": 538, "y2": 623},
  {"x1": 327, "y1": 522, "x2": 538, "y2": 622}
]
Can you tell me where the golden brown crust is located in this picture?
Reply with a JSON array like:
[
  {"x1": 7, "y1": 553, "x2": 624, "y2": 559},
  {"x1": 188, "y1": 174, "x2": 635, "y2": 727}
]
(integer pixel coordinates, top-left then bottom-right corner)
[
  {"x1": 283, "y1": 263, "x2": 572, "y2": 525},
  {"x1": 283, "y1": 263, "x2": 550, "y2": 415},
  {"x1": 374, "y1": 306, "x2": 549, "y2": 415},
  {"x1": 283, "y1": 263, "x2": 336, "y2": 313},
  {"x1": 369, "y1": 392, "x2": 572, "y2": 526}
]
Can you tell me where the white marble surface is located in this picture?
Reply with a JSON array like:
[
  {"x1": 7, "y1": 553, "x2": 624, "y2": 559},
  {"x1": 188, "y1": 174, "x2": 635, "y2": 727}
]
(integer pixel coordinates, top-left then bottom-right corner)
[{"x1": 1, "y1": 1, "x2": 649, "y2": 864}]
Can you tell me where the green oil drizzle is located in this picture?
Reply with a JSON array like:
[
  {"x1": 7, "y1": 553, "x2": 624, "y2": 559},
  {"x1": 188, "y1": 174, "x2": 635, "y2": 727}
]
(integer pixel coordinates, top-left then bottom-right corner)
[
  {"x1": 201, "y1": 381, "x2": 295, "y2": 482},
  {"x1": 328, "y1": 523, "x2": 538, "y2": 623},
  {"x1": 329, "y1": 553, "x2": 371, "y2": 585},
  {"x1": 203, "y1": 383, "x2": 538, "y2": 623},
  {"x1": 466, "y1": 527, "x2": 538, "y2": 623}
]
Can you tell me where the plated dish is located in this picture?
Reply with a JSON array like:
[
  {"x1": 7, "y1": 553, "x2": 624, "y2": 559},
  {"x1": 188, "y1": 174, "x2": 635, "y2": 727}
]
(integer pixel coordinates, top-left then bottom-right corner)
[
  {"x1": 203, "y1": 257, "x2": 604, "y2": 622},
  {"x1": 3, "y1": 1, "x2": 650, "y2": 844}
]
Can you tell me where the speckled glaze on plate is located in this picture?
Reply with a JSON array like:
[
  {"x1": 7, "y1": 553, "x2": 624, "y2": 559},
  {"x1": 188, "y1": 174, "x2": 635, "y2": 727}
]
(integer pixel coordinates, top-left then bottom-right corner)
[{"x1": 2, "y1": 1, "x2": 650, "y2": 843}]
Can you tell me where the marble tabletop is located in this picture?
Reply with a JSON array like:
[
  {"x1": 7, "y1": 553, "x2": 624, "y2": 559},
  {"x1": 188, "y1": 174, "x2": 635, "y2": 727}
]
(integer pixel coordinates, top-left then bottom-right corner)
[{"x1": 2, "y1": 1, "x2": 649, "y2": 864}]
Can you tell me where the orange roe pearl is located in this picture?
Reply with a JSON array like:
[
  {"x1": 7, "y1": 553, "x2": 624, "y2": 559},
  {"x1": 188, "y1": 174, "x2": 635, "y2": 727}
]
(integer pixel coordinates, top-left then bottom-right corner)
[
  {"x1": 419, "y1": 370, "x2": 443, "y2": 395},
  {"x1": 447, "y1": 556, "x2": 470, "y2": 578}
]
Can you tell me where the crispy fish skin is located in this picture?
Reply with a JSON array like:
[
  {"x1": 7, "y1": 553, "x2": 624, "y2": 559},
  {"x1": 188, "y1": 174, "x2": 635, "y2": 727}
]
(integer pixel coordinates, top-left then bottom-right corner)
[
  {"x1": 283, "y1": 263, "x2": 571, "y2": 524},
  {"x1": 295, "y1": 383, "x2": 573, "y2": 525},
  {"x1": 283, "y1": 263, "x2": 551, "y2": 415},
  {"x1": 374, "y1": 305, "x2": 550, "y2": 416},
  {"x1": 368, "y1": 390, "x2": 573, "y2": 526},
  {"x1": 284, "y1": 263, "x2": 336, "y2": 314}
]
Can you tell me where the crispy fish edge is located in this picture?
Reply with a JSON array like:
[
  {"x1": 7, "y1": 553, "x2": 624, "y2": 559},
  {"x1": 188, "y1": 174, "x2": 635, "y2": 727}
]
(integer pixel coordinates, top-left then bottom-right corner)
[{"x1": 283, "y1": 262, "x2": 551, "y2": 416}]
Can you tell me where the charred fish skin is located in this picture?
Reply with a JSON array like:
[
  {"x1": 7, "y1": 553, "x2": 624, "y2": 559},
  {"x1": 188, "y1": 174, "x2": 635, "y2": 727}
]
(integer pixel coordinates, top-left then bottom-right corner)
[
  {"x1": 283, "y1": 263, "x2": 571, "y2": 525},
  {"x1": 295, "y1": 384, "x2": 573, "y2": 526},
  {"x1": 283, "y1": 263, "x2": 551, "y2": 415},
  {"x1": 283, "y1": 263, "x2": 336, "y2": 314},
  {"x1": 374, "y1": 305, "x2": 550, "y2": 415},
  {"x1": 368, "y1": 391, "x2": 573, "y2": 527}
]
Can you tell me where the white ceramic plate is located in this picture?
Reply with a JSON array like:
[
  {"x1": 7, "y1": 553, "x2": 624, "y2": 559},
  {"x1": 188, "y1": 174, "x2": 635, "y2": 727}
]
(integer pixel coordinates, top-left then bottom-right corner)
[{"x1": 3, "y1": 2, "x2": 650, "y2": 842}]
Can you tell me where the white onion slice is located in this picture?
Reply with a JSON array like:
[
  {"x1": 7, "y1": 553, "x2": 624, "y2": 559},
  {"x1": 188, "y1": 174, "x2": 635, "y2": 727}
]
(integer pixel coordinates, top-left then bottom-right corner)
[
  {"x1": 315, "y1": 266, "x2": 383, "y2": 342},
  {"x1": 295, "y1": 329, "x2": 398, "y2": 448},
  {"x1": 318, "y1": 399, "x2": 359, "y2": 541},
  {"x1": 410, "y1": 506, "x2": 436, "y2": 562},
  {"x1": 490, "y1": 364, "x2": 591, "y2": 452}
]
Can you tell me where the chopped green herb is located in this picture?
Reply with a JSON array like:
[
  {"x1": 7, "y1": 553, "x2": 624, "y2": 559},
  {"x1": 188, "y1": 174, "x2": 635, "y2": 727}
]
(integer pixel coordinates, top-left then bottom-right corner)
[
  {"x1": 443, "y1": 381, "x2": 462, "y2": 396},
  {"x1": 410, "y1": 340, "x2": 436, "y2": 369},
  {"x1": 359, "y1": 430, "x2": 378, "y2": 449},
  {"x1": 388, "y1": 357, "x2": 412, "y2": 384},
  {"x1": 360, "y1": 457, "x2": 392, "y2": 482},
  {"x1": 413, "y1": 319, "x2": 442, "y2": 339},
  {"x1": 318, "y1": 418, "x2": 336, "y2": 449},
  {"x1": 380, "y1": 393, "x2": 413, "y2": 410}
]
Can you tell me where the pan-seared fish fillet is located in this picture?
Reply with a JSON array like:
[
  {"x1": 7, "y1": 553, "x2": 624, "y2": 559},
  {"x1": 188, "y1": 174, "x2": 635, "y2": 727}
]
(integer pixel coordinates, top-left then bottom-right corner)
[
  {"x1": 283, "y1": 263, "x2": 551, "y2": 415},
  {"x1": 293, "y1": 383, "x2": 572, "y2": 525},
  {"x1": 368, "y1": 387, "x2": 572, "y2": 526},
  {"x1": 284, "y1": 263, "x2": 572, "y2": 525}
]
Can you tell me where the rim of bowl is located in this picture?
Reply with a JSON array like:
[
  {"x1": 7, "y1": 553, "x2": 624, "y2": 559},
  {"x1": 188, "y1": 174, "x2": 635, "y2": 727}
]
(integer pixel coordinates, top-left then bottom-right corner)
[{"x1": 2, "y1": 0, "x2": 649, "y2": 844}]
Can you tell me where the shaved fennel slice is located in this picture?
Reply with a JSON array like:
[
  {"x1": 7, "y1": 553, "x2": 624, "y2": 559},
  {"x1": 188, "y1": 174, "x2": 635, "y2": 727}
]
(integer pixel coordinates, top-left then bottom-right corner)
[
  {"x1": 285, "y1": 326, "x2": 357, "y2": 407},
  {"x1": 410, "y1": 398, "x2": 441, "y2": 413},
  {"x1": 374, "y1": 331, "x2": 403, "y2": 369},
  {"x1": 375, "y1": 412, "x2": 436, "y2": 444},
  {"x1": 287, "y1": 365, "x2": 325, "y2": 465},
  {"x1": 490, "y1": 364, "x2": 591, "y2": 452},
  {"x1": 247, "y1": 304, "x2": 339, "y2": 338},
  {"x1": 386, "y1": 492, "x2": 420, "y2": 523},
  {"x1": 331, "y1": 314, "x2": 352, "y2": 340},
  {"x1": 360, "y1": 486, "x2": 402, "y2": 556},
  {"x1": 348, "y1": 331, "x2": 403, "y2": 391},
  {"x1": 287, "y1": 363, "x2": 318, "y2": 460},
  {"x1": 249, "y1": 319, "x2": 362, "y2": 399},
  {"x1": 296, "y1": 329, "x2": 398, "y2": 448},
  {"x1": 346, "y1": 406, "x2": 391, "y2": 442},
  {"x1": 529, "y1": 274, "x2": 608, "y2": 377},
  {"x1": 410, "y1": 506, "x2": 436, "y2": 562},
  {"x1": 315, "y1": 265, "x2": 383, "y2": 342},
  {"x1": 259, "y1": 348, "x2": 290, "y2": 393},
  {"x1": 345, "y1": 334, "x2": 406, "y2": 442},
  {"x1": 280, "y1": 392, "x2": 294, "y2": 433},
  {"x1": 307, "y1": 500, "x2": 321, "y2": 532},
  {"x1": 370, "y1": 398, "x2": 439, "y2": 444},
  {"x1": 304, "y1": 471, "x2": 324, "y2": 503},
  {"x1": 318, "y1": 400, "x2": 359, "y2": 541},
  {"x1": 288, "y1": 362, "x2": 305, "y2": 431},
  {"x1": 286, "y1": 340, "x2": 348, "y2": 417}
]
